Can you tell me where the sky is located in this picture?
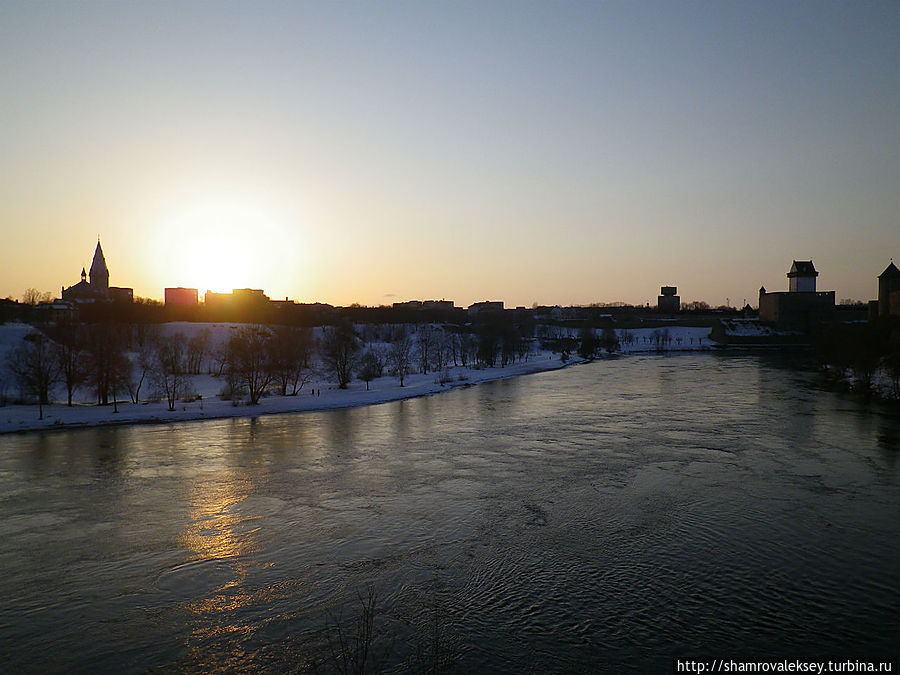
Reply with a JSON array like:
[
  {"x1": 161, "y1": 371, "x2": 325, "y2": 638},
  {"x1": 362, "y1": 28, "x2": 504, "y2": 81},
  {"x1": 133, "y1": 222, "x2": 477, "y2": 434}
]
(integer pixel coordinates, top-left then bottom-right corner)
[{"x1": 1, "y1": 1, "x2": 897, "y2": 308}]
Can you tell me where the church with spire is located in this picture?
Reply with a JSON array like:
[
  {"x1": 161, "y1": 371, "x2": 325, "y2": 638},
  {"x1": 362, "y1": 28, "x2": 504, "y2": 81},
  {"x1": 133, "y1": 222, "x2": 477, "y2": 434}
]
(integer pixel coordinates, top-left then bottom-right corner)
[{"x1": 61, "y1": 239, "x2": 133, "y2": 303}]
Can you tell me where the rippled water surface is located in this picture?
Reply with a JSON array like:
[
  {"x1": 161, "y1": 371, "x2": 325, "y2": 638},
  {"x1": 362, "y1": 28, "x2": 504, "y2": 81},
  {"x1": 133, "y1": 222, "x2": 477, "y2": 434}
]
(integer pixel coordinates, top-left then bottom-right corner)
[{"x1": 1, "y1": 354, "x2": 898, "y2": 672}]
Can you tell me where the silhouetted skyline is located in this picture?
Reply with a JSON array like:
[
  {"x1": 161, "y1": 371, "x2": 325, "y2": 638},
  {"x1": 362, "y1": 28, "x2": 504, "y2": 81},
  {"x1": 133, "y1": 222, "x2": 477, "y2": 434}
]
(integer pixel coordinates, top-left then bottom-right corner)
[{"x1": 2, "y1": 1, "x2": 897, "y2": 306}]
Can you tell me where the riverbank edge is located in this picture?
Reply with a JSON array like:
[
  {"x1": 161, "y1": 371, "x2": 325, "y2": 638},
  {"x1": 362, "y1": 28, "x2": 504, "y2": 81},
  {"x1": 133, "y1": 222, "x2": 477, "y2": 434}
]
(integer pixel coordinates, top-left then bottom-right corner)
[{"x1": 0, "y1": 354, "x2": 595, "y2": 436}]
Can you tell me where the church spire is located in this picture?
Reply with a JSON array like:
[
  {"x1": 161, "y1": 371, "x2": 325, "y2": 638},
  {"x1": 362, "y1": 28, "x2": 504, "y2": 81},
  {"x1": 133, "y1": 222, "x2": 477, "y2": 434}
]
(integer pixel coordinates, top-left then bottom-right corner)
[{"x1": 89, "y1": 239, "x2": 109, "y2": 291}]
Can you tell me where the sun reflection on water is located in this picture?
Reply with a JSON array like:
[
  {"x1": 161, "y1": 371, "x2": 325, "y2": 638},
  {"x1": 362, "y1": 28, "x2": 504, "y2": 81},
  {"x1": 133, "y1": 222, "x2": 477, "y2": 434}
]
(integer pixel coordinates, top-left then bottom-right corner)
[
  {"x1": 179, "y1": 477, "x2": 257, "y2": 563},
  {"x1": 177, "y1": 473, "x2": 261, "y2": 647}
]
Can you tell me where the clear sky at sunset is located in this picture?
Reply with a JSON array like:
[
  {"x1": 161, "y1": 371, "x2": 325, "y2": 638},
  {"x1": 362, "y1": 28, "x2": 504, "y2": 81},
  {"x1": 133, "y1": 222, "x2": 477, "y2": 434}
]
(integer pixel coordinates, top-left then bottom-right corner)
[{"x1": 1, "y1": 1, "x2": 897, "y2": 308}]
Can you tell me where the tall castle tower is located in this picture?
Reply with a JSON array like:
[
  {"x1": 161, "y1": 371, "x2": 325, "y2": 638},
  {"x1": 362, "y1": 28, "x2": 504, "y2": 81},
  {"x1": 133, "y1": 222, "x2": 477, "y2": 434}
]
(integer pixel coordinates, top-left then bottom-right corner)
[
  {"x1": 877, "y1": 260, "x2": 900, "y2": 318},
  {"x1": 787, "y1": 260, "x2": 817, "y2": 293}
]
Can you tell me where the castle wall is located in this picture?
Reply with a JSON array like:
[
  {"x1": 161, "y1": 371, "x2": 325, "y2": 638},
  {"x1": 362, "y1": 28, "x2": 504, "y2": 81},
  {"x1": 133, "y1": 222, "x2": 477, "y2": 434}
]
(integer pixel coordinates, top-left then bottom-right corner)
[{"x1": 759, "y1": 291, "x2": 834, "y2": 331}]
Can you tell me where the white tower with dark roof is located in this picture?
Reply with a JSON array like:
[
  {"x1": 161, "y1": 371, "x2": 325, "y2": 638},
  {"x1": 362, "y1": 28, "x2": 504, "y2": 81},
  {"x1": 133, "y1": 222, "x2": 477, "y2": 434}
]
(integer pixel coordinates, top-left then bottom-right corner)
[{"x1": 787, "y1": 260, "x2": 817, "y2": 293}]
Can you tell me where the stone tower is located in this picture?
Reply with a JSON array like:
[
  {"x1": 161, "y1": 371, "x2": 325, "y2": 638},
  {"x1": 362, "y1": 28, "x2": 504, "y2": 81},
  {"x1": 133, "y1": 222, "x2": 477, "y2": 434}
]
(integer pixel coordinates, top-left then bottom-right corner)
[{"x1": 877, "y1": 260, "x2": 900, "y2": 318}]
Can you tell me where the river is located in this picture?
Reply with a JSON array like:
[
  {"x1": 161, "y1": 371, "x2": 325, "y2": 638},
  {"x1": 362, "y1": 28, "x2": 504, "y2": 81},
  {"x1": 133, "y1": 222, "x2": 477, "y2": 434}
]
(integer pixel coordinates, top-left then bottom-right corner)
[{"x1": 1, "y1": 353, "x2": 897, "y2": 672}]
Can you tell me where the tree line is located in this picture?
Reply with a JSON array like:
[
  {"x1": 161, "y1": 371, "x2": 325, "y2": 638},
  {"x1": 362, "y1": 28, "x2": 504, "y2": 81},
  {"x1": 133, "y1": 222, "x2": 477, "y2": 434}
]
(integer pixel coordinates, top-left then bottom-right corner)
[
  {"x1": 1, "y1": 318, "x2": 542, "y2": 411},
  {"x1": 815, "y1": 320, "x2": 900, "y2": 397}
]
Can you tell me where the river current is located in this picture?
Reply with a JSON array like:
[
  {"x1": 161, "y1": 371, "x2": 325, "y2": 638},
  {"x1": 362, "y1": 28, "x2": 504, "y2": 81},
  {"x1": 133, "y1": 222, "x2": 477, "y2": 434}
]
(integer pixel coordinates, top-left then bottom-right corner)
[{"x1": 1, "y1": 353, "x2": 897, "y2": 672}]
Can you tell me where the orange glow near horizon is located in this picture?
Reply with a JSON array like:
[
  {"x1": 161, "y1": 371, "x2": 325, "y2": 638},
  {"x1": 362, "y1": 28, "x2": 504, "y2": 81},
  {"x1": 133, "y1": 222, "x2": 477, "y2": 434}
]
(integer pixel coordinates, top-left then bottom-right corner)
[{"x1": 151, "y1": 200, "x2": 306, "y2": 298}]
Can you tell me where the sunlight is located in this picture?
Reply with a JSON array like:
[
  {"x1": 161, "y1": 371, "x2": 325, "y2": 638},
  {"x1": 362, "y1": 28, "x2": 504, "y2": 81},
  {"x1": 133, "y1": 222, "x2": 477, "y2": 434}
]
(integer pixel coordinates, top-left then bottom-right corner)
[{"x1": 154, "y1": 199, "x2": 304, "y2": 297}]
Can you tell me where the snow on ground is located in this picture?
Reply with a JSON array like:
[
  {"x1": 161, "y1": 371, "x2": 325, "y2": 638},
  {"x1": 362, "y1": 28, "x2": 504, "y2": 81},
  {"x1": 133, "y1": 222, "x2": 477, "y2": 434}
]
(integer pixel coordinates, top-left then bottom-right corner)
[
  {"x1": 0, "y1": 352, "x2": 576, "y2": 434},
  {"x1": 0, "y1": 322, "x2": 715, "y2": 434},
  {"x1": 615, "y1": 326, "x2": 712, "y2": 352},
  {"x1": 716, "y1": 318, "x2": 801, "y2": 338},
  {"x1": 823, "y1": 364, "x2": 900, "y2": 401},
  {"x1": 0, "y1": 322, "x2": 36, "y2": 361},
  {"x1": 0, "y1": 322, "x2": 37, "y2": 404}
]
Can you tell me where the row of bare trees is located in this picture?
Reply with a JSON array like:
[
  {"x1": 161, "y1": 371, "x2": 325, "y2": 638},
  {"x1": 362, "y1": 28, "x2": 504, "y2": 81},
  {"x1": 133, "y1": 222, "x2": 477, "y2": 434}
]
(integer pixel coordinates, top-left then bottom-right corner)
[
  {"x1": 164, "y1": 325, "x2": 315, "y2": 407},
  {"x1": 2, "y1": 323, "x2": 314, "y2": 410},
  {"x1": 318, "y1": 322, "x2": 536, "y2": 390},
  {"x1": 3, "y1": 320, "x2": 538, "y2": 411},
  {"x1": 4, "y1": 322, "x2": 133, "y2": 408}
]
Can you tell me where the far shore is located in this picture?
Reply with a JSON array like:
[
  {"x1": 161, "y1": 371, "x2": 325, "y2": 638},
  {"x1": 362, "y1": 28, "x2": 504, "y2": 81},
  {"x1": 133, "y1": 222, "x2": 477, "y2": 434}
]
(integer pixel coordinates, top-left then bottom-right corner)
[
  {"x1": 0, "y1": 352, "x2": 585, "y2": 435},
  {"x1": 0, "y1": 323, "x2": 717, "y2": 436}
]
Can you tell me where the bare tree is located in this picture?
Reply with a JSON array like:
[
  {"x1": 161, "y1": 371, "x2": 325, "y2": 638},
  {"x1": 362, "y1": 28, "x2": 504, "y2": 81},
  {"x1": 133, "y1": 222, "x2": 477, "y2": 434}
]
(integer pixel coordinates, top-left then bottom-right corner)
[
  {"x1": 126, "y1": 330, "x2": 157, "y2": 404},
  {"x1": 268, "y1": 326, "x2": 314, "y2": 396},
  {"x1": 389, "y1": 332, "x2": 413, "y2": 386},
  {"x1": 577, "y1": 325, "x2": 597, "y2": 359},
  {"x1": 431, "y1": 330, "x2": 450, "y2": 374},
  {"x1": 220, "y1": 348, "x2": 246, "y2": 402},
  {"x1": 457, "y1": 333, "x2": 477, "y2": 368},
  {"x1": 476, "y1": 325, "x2": 499, "y2": 367},
  {"x1": 357, "y1": 349, "x2": 381, "y2": 391},
  {"x1": 321, "y1": 323, "x2": 359, "y2": 389},
  {"x1": 417, "y1": 326, "x2": 435, "y2": 374},
  {"x1": 368, "y1": 344, "x2": 387, "y2": 377},
  {"x1": 228, "y1": 326, "x2": 274, "y2": 404},
  {"x1": 152, "y1": 332, "x2": 188, "y2": 411},
  {"x1": 22, "y1": 288, "x2": 52, "y2": 306},
  {"x1": 209, "y1": 342, "x2": 230, "y2": 376},
  {"x1": 186, "y1": 329, "x2": 210, "y2": 375},
  {"x1": 46, "y1": 320, "x2": 88, "y2": 406},
  {"x1": 448, "y1": 331, "x2": 460, "y2": 366},
  {"x1": 516, "y1": 332, "x2": 532, "y2": 362},
  {"x1": 620, "y1": 328, "x2": 632, "y2": 352},
  {"x1": 7, "y1": 332, "x2": 60, "y2": 414},
  {"x1": 85, "y1": 323, "x2": 131, "y2": 405},
  {"x1": 601, "y1": 326, "x2": 619, "y2": 354},
  {"x1": 500, "y1": 324, "x2": 522, "y2": 366}
]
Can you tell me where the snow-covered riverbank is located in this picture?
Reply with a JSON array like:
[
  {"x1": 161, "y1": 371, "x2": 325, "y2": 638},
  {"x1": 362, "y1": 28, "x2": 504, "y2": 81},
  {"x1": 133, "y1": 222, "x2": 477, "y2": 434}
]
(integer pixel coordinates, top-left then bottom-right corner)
[
  {"x1": 0, "y1": 322, "x2": 715, "y2": 434},
  {"x1": 0, "y1": 354, "x2": 580, "y2": 434}
]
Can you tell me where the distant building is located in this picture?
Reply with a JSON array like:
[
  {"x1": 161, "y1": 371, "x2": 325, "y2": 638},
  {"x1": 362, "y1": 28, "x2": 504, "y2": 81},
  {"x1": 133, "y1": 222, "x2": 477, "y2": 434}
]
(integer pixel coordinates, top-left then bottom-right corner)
[
  {"x1": 165, "y1": 287, "x2": 199, "y2": 306},
  {"x1": 232, "y1": 288, "x2": 270, "y2": 306},
  {"x1": 61, "y1": 240, "x2": 133, "y2": 303},
  {"x1": 657, "y1": 286, "x2": 680, "y2": 313},
  {"x1": 392, "y1": 299, "x2": 455, "y2": 311},
  {"x1": 271, "y1": 297, "x2": 297, "y2": 310},
  {"x1": 759, "y1": 260, "x2": 834, "y2": 331},
  {"x1": 204, "y1": 291, "x2": 232, "y2": 307},
  {"x1": 108, "y1": 287, "x2": 134, "y2": 303},
  {"x1": 203, "y1": 289, "x2": 269, "y2": 306},
  {"x1": 34, "y1": 299, "x2": 78, "y2": 323},
  {"x1": 202, "y1": 288, "x2": 270, "y2": 317},
  {"x1": 392, "y1": 300, "x2": 423, "y2": 310},
  {"x1": 467, "y1": 301, "x2": 504, "y2": 315},
  {"x1": 876, "y1": 260, "x2": 900, "y2": 318}
]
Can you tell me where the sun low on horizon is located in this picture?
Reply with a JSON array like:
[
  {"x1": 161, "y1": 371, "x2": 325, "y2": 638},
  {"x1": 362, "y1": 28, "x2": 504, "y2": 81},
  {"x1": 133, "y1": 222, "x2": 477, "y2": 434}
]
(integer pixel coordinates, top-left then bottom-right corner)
[
  {"x1": 0, "y1": 2, "x2": 897, "y2": 307},
  {"x1": 148, "y1": 199, "x2": 307, "y2": 300}
]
